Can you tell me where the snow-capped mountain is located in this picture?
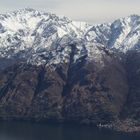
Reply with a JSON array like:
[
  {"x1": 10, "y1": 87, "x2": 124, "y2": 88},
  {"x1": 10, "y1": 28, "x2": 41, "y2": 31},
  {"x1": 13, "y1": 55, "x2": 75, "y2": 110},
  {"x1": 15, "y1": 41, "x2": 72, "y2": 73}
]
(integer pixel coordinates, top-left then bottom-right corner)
[
  {"x1": 0, "y1": 8, "x2": 93, "y2": 65},
  {"x1": 1, "y1": 9, "x2": 140, "y2": 132},
  {"x1": 0, "y1": 8, "x2": 140, "y2": 66},
  {"x1": 87, "y1": 14, "x2": 140, "y2": 52}
]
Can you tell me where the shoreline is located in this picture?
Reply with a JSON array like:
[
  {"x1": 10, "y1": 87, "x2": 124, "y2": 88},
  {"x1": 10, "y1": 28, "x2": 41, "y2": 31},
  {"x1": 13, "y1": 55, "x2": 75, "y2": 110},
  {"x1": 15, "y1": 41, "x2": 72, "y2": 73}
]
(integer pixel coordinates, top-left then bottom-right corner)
[{"x1": 0, "y1": 116, "x2": 140, "y2": 134}]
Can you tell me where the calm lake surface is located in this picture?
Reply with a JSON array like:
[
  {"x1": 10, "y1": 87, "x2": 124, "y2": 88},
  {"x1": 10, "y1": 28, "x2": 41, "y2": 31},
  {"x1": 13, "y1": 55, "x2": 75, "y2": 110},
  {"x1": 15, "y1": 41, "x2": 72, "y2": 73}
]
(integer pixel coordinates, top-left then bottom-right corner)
[{"x1": 0, "y1": 121, "x2": 140, "y2": 140}]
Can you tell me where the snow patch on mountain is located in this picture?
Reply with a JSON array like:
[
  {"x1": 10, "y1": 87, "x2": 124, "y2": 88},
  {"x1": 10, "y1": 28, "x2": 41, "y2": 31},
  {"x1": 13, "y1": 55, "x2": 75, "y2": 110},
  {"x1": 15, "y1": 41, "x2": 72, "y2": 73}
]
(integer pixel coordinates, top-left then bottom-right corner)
[{"x1": 0, "y1": 9, "x2": 140, "y2": 66}]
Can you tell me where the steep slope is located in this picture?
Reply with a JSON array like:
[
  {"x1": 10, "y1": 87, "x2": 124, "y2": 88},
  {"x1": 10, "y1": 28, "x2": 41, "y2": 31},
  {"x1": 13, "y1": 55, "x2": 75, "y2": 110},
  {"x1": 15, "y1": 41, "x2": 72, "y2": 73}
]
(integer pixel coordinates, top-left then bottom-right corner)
[
  {"x1": 85, "y1": 15, "x2": 140, "y2": 52},
  {"x1": 1, "y1": 9, "x2": 140, "y2": 66},
  {"x1": 0, "y1": 8, "x2": 91, "y2": 66},
  {"x1": 0, "y1": 9, "x2": 140, "y2": 132},
  {"x1": 0, "y1": 46, "x2": 128, "y2": 125}
]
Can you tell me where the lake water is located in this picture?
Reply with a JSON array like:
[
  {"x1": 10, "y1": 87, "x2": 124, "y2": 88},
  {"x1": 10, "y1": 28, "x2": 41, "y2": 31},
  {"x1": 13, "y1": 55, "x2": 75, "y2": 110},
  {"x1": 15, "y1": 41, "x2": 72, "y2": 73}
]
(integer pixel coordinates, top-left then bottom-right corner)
[{"x1": 0, "y1": 121, "x2": 140, "y2": 140}]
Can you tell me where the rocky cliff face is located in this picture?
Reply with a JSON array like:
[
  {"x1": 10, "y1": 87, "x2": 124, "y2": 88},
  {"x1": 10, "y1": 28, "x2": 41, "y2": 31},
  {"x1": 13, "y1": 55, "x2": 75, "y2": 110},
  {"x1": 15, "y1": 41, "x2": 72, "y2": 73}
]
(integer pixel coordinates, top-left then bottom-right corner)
[
  {"x1": 0, "y1": 47, "x2": 128, "y2": 125},
  {"x1": 0, "y1": 9, "x2": 140, "y2": 132}
]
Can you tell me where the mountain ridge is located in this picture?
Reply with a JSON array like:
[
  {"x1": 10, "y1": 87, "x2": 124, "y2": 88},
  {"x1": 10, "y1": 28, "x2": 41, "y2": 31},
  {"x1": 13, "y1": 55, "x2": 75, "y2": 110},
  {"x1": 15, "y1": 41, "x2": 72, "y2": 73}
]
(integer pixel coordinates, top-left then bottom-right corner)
[
  {"x1": 0, "y1": 9, "x2": 140, "y2": 66},
  {"x1": 0, "y1": 9, "x2": 140, "y2": 133}
]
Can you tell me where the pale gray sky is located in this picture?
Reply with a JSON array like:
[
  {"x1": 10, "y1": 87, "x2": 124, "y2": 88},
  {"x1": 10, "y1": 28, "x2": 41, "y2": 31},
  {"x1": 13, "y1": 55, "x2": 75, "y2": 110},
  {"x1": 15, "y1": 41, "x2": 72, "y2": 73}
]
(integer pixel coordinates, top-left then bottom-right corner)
[{"x1": 0, "y1": 0, "x2": 140, "y2": 23}]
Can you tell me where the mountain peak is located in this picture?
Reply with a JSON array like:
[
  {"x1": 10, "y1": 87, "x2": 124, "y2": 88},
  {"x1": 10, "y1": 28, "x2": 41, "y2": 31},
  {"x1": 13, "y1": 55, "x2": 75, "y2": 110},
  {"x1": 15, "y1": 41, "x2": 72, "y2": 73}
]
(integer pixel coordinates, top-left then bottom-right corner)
[
  {"x1": 22, "y1": 8, "x2": 37, "y2": 12},
  {"x1": 0, "y1": 9, "x2": 140, "y2": 65},
  {"x1": 129, "y1": 14, "x2": 140, "y2": 18}
]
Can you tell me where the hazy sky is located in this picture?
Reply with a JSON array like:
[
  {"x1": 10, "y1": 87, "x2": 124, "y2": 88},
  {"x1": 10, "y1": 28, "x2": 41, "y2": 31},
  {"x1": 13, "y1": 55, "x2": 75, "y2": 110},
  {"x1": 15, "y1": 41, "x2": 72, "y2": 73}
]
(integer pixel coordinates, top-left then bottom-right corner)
[{"x1": 0, "y1": 0, "x2": 140, "y2": 23}]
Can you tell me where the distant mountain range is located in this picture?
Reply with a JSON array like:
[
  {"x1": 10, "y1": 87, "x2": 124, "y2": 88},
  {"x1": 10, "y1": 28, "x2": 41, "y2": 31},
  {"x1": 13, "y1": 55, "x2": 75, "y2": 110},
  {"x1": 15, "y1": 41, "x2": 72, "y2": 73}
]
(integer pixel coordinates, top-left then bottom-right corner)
[{"x1": 0, "y1": 8, "x2": 140, "y2": 132}]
